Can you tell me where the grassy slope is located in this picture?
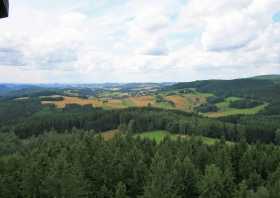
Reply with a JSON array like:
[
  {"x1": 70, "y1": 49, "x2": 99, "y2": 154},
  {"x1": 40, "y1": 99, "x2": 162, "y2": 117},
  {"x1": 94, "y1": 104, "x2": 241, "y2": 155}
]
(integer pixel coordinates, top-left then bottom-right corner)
[
  {"x1": 205, "y1": 97, "x2": 268, "y2": 118},
  {"x1": 100, "y1": 130, "x2": 225, "y2": 145},
  {"x1": 121, "y1": 98, "x2": 135, "y2": 107},
  {"x1": 134, "y1": 130, "x2": 233, "y2": 145},
  {"x1": 134, "y1": 131, "x2": 176, "y2": 143}
]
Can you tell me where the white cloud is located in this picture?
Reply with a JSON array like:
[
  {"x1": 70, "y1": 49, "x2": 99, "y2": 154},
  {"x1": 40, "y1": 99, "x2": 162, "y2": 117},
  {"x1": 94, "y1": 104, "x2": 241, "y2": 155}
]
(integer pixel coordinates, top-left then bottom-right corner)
[
  {"x1": 179, "y1": 0, "x2": 280, "y2": 52},
  {"x1": 0, "y1": 0, "x2": 279, "y2": 83},
  {"x1": 201, "y1": 12, "x2": 259, "y2": 51}
]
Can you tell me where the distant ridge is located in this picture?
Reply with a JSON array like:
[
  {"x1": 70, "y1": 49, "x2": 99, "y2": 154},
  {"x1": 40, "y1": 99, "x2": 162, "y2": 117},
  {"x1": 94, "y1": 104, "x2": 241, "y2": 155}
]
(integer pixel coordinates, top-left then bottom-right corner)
[
  {"x1": 251, "y1": 74, "x2": 280, "y2": 81},
  {"x1": 165, "y1": 75, "x2": 280, "y2": 102}
]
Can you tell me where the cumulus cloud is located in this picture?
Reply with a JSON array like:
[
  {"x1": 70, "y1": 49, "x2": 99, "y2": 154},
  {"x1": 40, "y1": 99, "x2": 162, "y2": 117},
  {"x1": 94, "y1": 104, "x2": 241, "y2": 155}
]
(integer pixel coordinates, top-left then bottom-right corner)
[
  {"x1": 180, "y1": 0, "x2": 280, "y2": 52},
  {"x1": 0, "y1": 0, "x2": 279, "y2": 83},
  {"x1": 0, "y1": 48, "x2": 26, "y2": 66}
]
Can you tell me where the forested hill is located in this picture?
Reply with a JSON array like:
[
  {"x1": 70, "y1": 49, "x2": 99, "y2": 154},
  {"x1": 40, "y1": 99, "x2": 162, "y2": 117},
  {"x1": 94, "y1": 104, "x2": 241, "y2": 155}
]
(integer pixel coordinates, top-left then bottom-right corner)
[
  {"x1": 252, "y1": 74, "x2": 280, "y2": 82},
  {"x1": 0, "y1": 84, "x2": 38, "y2": 97},
  {"x1": 166, "y1": 77, "x2": 280, "y2": 102},
  {"x1": 1, "y1": 76, "x2": 280, "y2": 197}
]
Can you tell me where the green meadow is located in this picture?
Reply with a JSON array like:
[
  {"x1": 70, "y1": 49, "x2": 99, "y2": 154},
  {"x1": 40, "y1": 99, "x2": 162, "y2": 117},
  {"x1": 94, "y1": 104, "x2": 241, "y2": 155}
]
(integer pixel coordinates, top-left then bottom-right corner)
[
  {"x1": 205, "y1": 97, "x2": 268, "y2": 117},
  {"x1": 134, "y1": 130, "x2": 233, "y2": 145}
]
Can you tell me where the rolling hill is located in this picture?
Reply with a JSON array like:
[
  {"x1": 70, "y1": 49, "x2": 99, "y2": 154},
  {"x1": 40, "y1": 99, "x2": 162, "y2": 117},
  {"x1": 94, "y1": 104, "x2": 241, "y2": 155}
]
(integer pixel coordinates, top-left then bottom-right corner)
[
  {"x1": 252, "y1": 74, "x2": 280, "y2": 82},
  {"x1": 1, "y1": 74, "x2": 280, "y2": 118}
]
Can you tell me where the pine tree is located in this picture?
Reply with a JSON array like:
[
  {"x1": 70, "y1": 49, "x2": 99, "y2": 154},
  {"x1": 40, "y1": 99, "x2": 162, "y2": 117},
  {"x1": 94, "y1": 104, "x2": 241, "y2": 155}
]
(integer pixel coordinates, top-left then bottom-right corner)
[
  {"x1": 274, "y1": 129, "x2": 280, "y2": 145},
  {"x1": 97, "y1": 185, "x2": 113, "y2": 198},
  {"x1": 246, "y1": 170, "x2": 263, "y2": 191},
  {"x1": 127, "y1": 120, "x2": 136, "y2": 134},
  {"x1": 248, "y1": 186, "x2": 269, "y2": 198},
  {"x1": 233, "y1": 181, "x2": 249, "y2": 198},
  {"x1": 41, "y1": 153, "x2": 86, "y2": 198},
  {"x1": 270, "y1": 181, "x2": 280, "y2": 198},
  {"x1": 268, "y1": 165, "x2": 280, "y2": 198},
  {"x1": 199, "y1": 164, "x2": 224, "y2": 198},
  {"x1": 118, "y1": 123, "x2": 127, "y2": 133},
  {"x1": 222, "y1": 168, "x2": 235, "y2": 198},
  {"x1": 143, "y1": 153, "x2": 180, "y2": 198},
  {"x1": 115, "y1": 182, "x2": 128, "y2": 198},
  {"x1": 176, "y1": 157, "x2": 199, "y2": 198}
]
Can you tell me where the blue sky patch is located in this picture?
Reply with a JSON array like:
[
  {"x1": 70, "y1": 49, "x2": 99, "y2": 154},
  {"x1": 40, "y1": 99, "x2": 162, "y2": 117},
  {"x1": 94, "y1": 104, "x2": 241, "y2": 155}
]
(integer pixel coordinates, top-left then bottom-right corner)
[{"x1": 273, "y1": 11, "x2": 280, "y2": 22}]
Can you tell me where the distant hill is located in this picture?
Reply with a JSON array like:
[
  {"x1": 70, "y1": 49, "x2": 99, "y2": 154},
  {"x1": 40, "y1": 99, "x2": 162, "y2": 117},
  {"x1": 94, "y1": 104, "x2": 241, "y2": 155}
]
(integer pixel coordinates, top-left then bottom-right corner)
[
  {"x1": 0, "y1": 84, "x2": 64, "y2": 100},
  {"x1": 251, "y1": 74, "x2": 280, "y2": 82},
  {"x1": 166, "y1": 77, "x2": 280, "y2": 102},
  {"x1": 0, "y1": 84, "x2": 38, "y2": 96}
]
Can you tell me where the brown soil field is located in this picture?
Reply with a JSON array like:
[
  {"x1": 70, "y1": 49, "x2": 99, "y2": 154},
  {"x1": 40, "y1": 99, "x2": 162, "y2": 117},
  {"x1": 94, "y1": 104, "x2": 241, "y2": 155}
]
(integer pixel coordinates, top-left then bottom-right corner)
[
  {"x1": 41, "y1": 94, "x2": 208, "y2": 111},
  {"x1": 103, "y1": 99, "x2": 124, "y2": 108},
  {"x1": 100, "y1": 129, "x2": 120, "y2": 141},
  {"x1": 186, "y1": 94, "x2": 207, "y2": 106},
  {"x1": 129, "y1": 96, "x2": 154, "y2": 107},
  {"x1": 42, "y1": 96, "x2": 103, "y2": 108},
  {"x1": 166, "y1": 95, "x2": 187, "y2": 109},
  {"x1": 42, "y1": 96, "x2": 129, "y2": 109}
]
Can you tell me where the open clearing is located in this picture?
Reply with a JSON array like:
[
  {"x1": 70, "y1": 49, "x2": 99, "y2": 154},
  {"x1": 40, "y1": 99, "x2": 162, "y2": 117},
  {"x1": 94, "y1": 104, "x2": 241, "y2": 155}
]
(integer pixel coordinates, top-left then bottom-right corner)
[
  {"x1": 135, "y1": 131, "x2": 176, "y2": 143},
  {"x1": 42, "y1": 96, "x2": 125, "y2": 109},
  {"x1": 135, "y1": 130, "x2": 234, "y2": 145},
  {"x1": 41, "y1": 93, "x2": 265, "y2": 118},
  {"x1": 165, "y1": 95, "x2": 187, "y2": 109},
  {"x1": 42, "y1": 94, "x2": 206, "y2": 111},
  {"x1": 205, "y1": 97, "x2": 268, "y2": 118},
  {"x1": 129, "y1": 96, "x2": 154, "y2": 107},
  {"x1": 42, "y1": 96, "x2": 102, "y2": 108},
  {"x1": 100, "y1": 129, "x2": 120, "y2": 140},
  {"x1": 164, "y1": 92, "x2": 209, "y2": 111},
  {"x1": 100, "y1": 130, "x2": 233, "y2": 145}
]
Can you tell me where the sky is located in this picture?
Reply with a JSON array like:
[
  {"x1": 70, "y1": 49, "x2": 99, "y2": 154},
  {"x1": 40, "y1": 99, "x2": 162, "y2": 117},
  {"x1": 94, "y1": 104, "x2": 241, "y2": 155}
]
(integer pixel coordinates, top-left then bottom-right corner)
[{"x1": 0, "y1": 0, "x2": 280, "y2": 83}]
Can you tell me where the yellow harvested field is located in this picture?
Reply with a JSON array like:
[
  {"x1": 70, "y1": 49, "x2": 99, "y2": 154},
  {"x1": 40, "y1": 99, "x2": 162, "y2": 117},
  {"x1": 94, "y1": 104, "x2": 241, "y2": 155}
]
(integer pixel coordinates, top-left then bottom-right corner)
[
  {"x1": 41, "y1": 94, "x2": 208, "y2": 111},
  {"x1": 165, "y1": 94, "x2": 208, "y2": 111},
  {"x1": 186, "y1": 94, "x2": 207, "y2": 105},
  {"x1": 103, "y1": 99, "x2": 124, "y2": 108},
  {"x1": 42, "y1": 96, "x2": 133, "y2": 109},
  {"x1": 42, "y1": 96, "x2": 103, "y2": 108},
  {"x1": 100, "y1": 130, "x2": 120, "y2": 140},
  {"x1": 129, "y1": 96, "x2": 154, "y2": 107},
  {"x1": 166, "y1": 95, "x2": 187, "y2": 109}
]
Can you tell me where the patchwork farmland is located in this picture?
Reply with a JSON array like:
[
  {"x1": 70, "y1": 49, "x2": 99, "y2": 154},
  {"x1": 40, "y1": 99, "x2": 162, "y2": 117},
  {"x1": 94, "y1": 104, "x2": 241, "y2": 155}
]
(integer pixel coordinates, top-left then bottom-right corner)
[{"x1": 41, "y1": 89, "x2": 266, "y2": 118}]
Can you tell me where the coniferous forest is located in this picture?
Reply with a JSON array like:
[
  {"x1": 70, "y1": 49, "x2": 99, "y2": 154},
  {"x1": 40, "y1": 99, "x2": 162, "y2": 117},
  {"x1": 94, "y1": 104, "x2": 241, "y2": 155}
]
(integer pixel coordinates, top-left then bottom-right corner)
[
  {"x1": 1, "y1": 77, "x2": 280, "y2": 197},
  {"x1": 2, "y1": 126, "x2": 280, "y2": 197},
  {"x1": 2, "y1": 0, "x2": 280, "y2": 197}
]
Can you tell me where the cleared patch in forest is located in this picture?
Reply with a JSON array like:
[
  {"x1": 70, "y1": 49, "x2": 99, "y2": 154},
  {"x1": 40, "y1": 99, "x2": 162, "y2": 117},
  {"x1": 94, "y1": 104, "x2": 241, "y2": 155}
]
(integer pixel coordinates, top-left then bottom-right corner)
[
  {"x1": 163, "y1": 93, "x2": 209, "y2": 111},
  {"x1": 42, "y1": 96, "x2": 124, "y2": 109},
  {"x1": 100, "y1": 130, "x2": 234, "y2": 145},
  {"x1": 41, "y1": 92, "x2": 212, "y2": 113},
  {"x1": 204, "y1": 97, "x2": 268, "y2": 118},
  {"x1": 129, "y1": 96, "x2": 154, "y2": 107},
  {"x1": 100, "y1": 129, "x2": 120, "y2": 140},
  {"x1": 165, "y1": 95, "x2": 187, "y2": 109},
  {"x1": 134, "y1": 130, "x2": 234, "y2": 145}
]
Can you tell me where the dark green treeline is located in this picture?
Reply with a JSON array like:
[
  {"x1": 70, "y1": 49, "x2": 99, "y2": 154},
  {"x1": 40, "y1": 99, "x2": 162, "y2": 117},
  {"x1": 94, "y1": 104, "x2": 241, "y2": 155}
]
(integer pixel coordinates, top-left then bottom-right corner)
[{"x1": 1, "y1": 131, "x2": 280, "y2": 197}]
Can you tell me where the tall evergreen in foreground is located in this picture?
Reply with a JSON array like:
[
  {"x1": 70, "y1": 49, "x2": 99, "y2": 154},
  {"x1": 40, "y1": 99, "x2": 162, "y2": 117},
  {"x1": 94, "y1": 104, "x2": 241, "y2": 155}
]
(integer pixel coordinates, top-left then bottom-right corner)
[{"x1": 1, "y1": 131, "x2": 280, "y2": 197}]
